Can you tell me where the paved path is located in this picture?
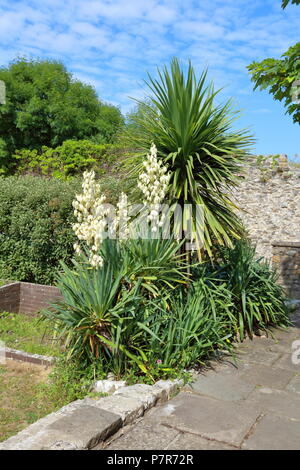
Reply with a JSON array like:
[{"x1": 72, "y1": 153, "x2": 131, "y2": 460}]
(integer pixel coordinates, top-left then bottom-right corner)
[{"x1": 101, "y1": 310, "x2": 300, "y2": 450}]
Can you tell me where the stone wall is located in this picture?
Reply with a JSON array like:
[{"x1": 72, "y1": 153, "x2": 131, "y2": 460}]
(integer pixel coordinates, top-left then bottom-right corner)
[
  {"x1": 272, "y1": 242, "x2": 300, "y2": 299},
  {"x1": 230, "y1": 155, "x2": 300, "y2": 298},
  {"x1": 231, "y1": 156, "x2": 300, "y2": 260}
]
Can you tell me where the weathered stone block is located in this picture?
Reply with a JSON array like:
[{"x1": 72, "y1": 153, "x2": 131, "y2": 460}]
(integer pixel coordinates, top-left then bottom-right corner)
[
  {"x1": 93, "y1": 395, "x2": 145, "y2": 425},
  {"x1": 46, "y1": 405, "x2": 122, "y2": 449}
]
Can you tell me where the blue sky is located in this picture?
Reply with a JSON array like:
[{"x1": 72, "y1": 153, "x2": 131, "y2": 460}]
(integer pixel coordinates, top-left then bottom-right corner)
[{"x1": 0, "y1": 0, "x2": 299, "y2": 157}]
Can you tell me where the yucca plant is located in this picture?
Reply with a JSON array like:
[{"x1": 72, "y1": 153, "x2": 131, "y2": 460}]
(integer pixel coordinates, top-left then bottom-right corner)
[
  {"x1": 42, "y1": 259, "x2": 135, "y2": 362},
  {"x1": 127, "y1": 58, "x2": 254, "y2": 257},
  {"x1": 43, "y1": 257, "x2": 156, "y2": 377},
  {"x1": 42, "y1": 235, "x2": 190, "y2": 375},
  {"x1": 143, "y1": 281, "x2": 233, "y2": 370},
  {"x1": 100, "y1": 236, "x2": 189, "y2": 297},
  {"x1": 214, "y1": 239, "x2": 291, "y2": 339}
]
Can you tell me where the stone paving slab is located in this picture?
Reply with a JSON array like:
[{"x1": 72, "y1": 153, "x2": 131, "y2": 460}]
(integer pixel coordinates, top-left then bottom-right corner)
[
  {"x1": 246, "y1": 387, "x2": 300, "y2": 420},
  {"x1": 237, "y1": 349, "x2": 281, "y2": 366},
  {"x1": 272, "y1": 325, "x2": 299, "y2": 340},
  {"x1": 101, "y1": 405, "x2": 237, "y2": 451},
  {"x1": 273, "y1": 353, "x2": 300, "y2": 373},
  {"x1": 239, "y1": 364, "x2": 294, "y2": 389},
  {"x1": 286, "y1": 374, "x2": 300, "y2": 394},
  {"x1": 103, "y1": 419, "x2": 180, "y2": 450},
  {"x1": 268, "y1": 342, "x2": 297, "y2": 354},
  {"x1": 166, "y1": 433, "x2": 237, "y2": 450},
  {"x1": 278, "y1": 326, "x2": 300, "y2": 338},
  {"x1": 156, "y1": 392, "x2": 261, "y2": 447},
  {"x1": 291, "y1": 316, "x2": 300, "y2": 329},
  {"x1": 237, "y1": 327, "x2": 299, "y2": 352},
  {"x1": 242, "y1": 414, "x2": 300, "y2": 450},
  {"x1": 104, "y1": 320, "x2": 300, "y2": 451},
  {"x1": 235, "y1": 336, "x2": 282, "y2": 351},
  {"x1": 184, "y1": 369, "x2": 254, "y2": 401}
]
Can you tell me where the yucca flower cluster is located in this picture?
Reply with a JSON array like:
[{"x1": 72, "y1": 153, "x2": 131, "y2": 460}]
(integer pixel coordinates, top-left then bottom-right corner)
[
  {"x1": 138, "y1": 143, "x2": 170, "y2": 232},
  {"x1": 72, "y1": 144, "x2": 170, "y2": 267},
  {"x1": 72, "y1": 172, "x2": 131, "y2": 267},
  {"x1": 112, "y1": 192, "x2": 130, "y2": 240},
  {"x1": 72, "y1": 170, "x2": 108, "y2": 268}
]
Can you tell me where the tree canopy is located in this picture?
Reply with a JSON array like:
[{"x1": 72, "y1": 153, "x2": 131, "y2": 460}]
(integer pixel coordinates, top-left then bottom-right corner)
[
  {"x1": 0, "y1": 58, "x2": 123, "y2": 170},
  {"x1": 282, "y1": 0, "x2": 300, "y2": 8},
  {"x1": 248, "y1": 1, "x2": 300, "y2": 124}
]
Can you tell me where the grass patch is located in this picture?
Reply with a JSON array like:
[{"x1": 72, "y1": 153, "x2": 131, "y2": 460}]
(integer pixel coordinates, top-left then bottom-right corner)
[
  {"x1": 0, "y1": 360, "x2": 54, "y2": 441},
  {"x1": 0, "y1": 358, "x2": 106, "y2": 442},
  {"x1": 0, "y1": 312, "x2": 60, "y2": 357}
]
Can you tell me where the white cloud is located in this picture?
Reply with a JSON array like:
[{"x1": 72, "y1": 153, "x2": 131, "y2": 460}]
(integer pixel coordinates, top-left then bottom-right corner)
[{"x1": 0, "y1": 0, "x2": 298, "y2": 117}]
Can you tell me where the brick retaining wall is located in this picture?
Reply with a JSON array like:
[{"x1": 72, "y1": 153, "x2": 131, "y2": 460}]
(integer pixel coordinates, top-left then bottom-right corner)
[
  {"x1": 0, "y1": 281, "x2": 62, "y2": 315},
  {"x1": 0, "y1": 282, "x2": 20, "y2": 313},
  {"x1": 19, "y1": 282, "x2": 63, "y2": 315},
  {"x1": 272, "y1": 242, "x2": 300, "y2": 299}
]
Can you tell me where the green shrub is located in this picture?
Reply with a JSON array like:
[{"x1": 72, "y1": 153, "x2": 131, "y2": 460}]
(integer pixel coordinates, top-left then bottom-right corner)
[
  {"x1": 0, "y1": 175, "x2": 131, "y2": 284},
  {"x1": 13, "y1": 140, "x2": 119, "y2": 178},
  {"x1": 43, "y1": 236, "x2": 291, "y2": 381},
  {"x1": 43, "y1": 237, "x2": 235, "y2": 380},
  {"x1": 0, "y1": 57, "x2": 124, "y2": 175},
  {"x1": 0, "y1": 176, "x2": 79, "y2": 284},
  {"x1": 205, "y1": 240, "x2": 291, "y2": 340},
  {"x1": 43, "y1": 237, "x2": 189, "y2": 376},
  {"x1": 143, "y1": 283, "x2": 233, "y2": 371}
]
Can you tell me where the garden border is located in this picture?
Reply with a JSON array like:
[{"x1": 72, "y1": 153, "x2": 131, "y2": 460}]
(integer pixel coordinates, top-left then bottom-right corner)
[
  {"x1": 4, "y1": 346, "x2": 55, "y2": 366},
  {"x1": 1, "y1": 280, "x2": 299, "y2": 449},
  {"x1": 0, "y1": 379, "x2": 183, "y2": 450}
]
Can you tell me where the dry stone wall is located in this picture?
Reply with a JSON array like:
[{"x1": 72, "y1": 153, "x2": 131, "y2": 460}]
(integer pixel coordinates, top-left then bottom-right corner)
[
  {"x1": 230, "y1": 156, "x2": 300, "y2": 298},
  {"x1": 272, "y1": 242, "x2": 300, "y2": 299},
  {"x1": 231, "y1": 156, "x2": 300, "y2": 261}
]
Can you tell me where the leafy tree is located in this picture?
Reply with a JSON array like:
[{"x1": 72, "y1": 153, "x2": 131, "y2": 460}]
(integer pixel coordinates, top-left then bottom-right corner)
[
  {"x1": 127, "y1": 58, "x2": 253, "y2": 258},
  {"x1": 125, "y1": 99, "x2": 156, "y2": 136},
  {"x1": 13, "y1": 140, "x2": 117, "y2": 178},
  {"x1": 94, "y1": 103, "x2": 124, "y2": 144},
  {"x1": 248, "y1": 1, "x2": 300, "y2": 124},
  {"x1": 282, "y1": 0, "x2": 300, "y2": 8},
  {"x1": 0, "y1": 58, "x2": 123, "y2": 171}
]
